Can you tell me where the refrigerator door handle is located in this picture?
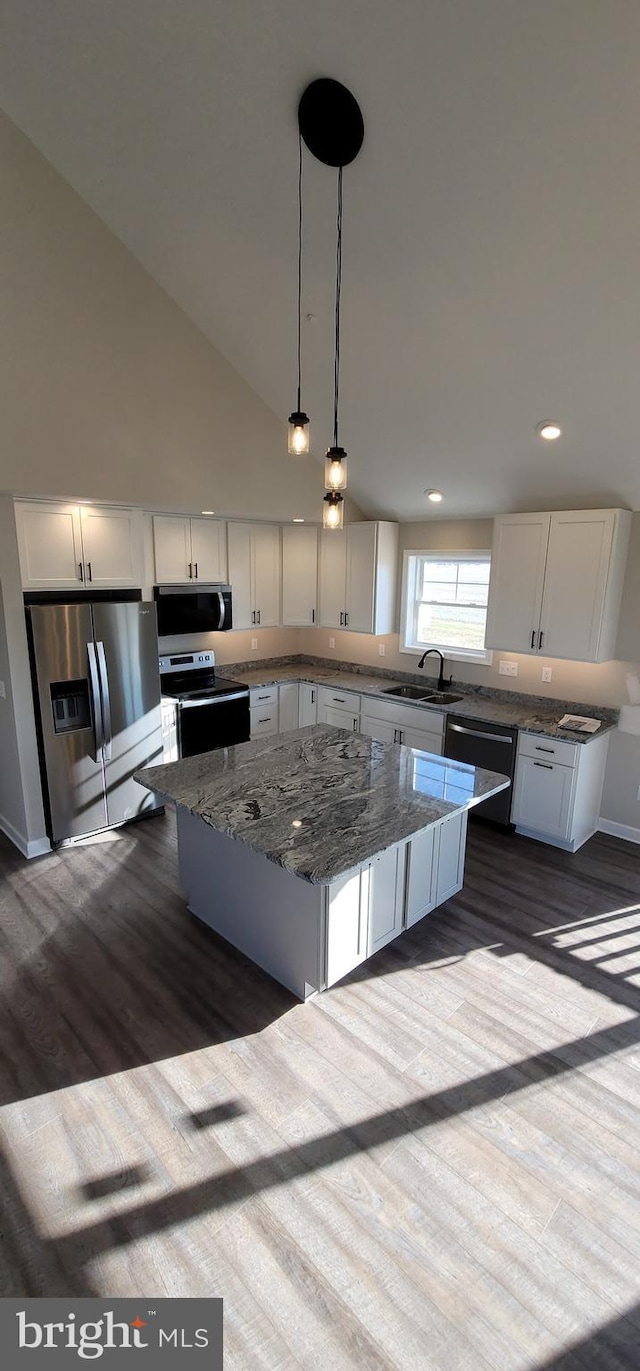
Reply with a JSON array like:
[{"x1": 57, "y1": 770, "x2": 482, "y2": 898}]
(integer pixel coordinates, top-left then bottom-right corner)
[
  {"x1": 87, "y1": 641, "x2": 104, "y2": 762},
  {"x1": 95, "y1": 640, "x2": 113, "y2": 761},
  {"x1": 217, "y1": 590, "x2": 226, "y2": 629}
]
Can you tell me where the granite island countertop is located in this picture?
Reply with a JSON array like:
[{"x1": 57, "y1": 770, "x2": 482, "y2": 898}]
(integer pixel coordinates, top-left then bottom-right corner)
[
  {"x1": 221, "y1": 657, "x2": 618, "y2": 743},
  {"x1": 138, "y1": 725, "x2": 510, "y2": 885}
]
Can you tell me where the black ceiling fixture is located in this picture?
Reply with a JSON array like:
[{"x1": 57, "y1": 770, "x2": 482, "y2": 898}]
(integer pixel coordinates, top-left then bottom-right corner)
[{"x1": 295, "y1": 78, "x2": 364, "y2": 529}]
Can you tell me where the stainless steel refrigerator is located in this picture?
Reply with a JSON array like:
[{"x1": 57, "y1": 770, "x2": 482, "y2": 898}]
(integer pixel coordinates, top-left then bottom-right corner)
[{"x1": 27, "y1": 600, "x2": 163, "y2": 845}]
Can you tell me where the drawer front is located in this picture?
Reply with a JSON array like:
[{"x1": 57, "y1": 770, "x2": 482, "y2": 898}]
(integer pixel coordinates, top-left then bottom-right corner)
[
  {"x1": 317, "y1": 685, "x2": 361, "y2": 712},
  {"x1": 250, "y1": 706, "x2": 278, "y2": 737},
  {"x1": 362, "y1": 693, "x2": 445, "y2": 735},
  {"x1": 518, "y1": 732, "x2": 579, "y2": 767},
  {"x1": 250, "y1": 686, "x2": 278, "y2": 709},
  {"x1": 512, "y1": 754, "x2": 575, "y2": 838}
]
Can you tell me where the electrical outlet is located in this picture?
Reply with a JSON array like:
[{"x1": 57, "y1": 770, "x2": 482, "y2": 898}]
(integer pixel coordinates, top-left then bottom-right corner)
[
  {"x1": 329, "y1": 637, "x2": 336, "y2": 649},
  {"x1": 498, "y1": 660, "x2": 518, "y2": 677},
  {"x1": 0, "y1": 680, "x2": 5, "y2": 698},
  {"x1": 251, "y1": 638, "x2": 258, "y2": 650},
  {"x1": 378, "y1": 643, "x2": 386, "y2": 656},
  {"x1": 541, "y1": 666, "x2": 553, "y2": 683}
]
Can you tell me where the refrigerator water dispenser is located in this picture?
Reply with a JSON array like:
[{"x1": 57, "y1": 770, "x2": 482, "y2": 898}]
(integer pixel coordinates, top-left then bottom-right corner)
[{"x1": 50, "y1": 679, "x2": 91, "y2": 734}]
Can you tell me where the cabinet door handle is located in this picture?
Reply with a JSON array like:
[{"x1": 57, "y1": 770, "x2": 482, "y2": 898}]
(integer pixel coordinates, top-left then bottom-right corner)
[
  {"x1": 188, "y1": 562, "x2": 193, "y2": 580},
  {"x1": 194, "y1": 562, "x2": 198, "y2": 580},
  {"x1": 257, "y1": 610, "x2": 261, "y2": 624},
  {"x1": 344, "y1": 611, "x2": 349, "y2": 627},
  {"x1": 339, "y1": 612, "x2": 344, "y2": 626},
  {"x1": 533, "y1": 761, "x2": 553, "y2": 769},
  {"x1": 86, "y1": 562, "x2": 92, "y2": 582},
  {"x1": 251, "y1": 611, "x2": 255, "y2": 625},
  {"x1": 311, "y1": 689, "x2": 316, "y2": 704},
  {"x1": 78, "y1": 562, "x2": 84, "y2": 583},
  {"x1": 530, "y1": 630, "x2": 536, "y2": 649},
  {"x1": 538, "y1": 631, "x2": 543, "y2": 650},
  {"x1": 311, "y1": 608, "x2": 315, "y2": 623}
]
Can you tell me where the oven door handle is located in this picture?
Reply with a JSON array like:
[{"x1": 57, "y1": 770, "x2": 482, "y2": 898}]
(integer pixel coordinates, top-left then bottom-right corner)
[
  {"x1": 179, "y1": 691, "x2": 248, "y2": 708},
  {"x1": 447, "y1": 722, "x2": 514, "y2": 744}
]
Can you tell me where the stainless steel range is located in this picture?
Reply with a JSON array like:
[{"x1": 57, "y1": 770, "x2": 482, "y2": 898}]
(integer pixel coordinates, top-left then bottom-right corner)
[{"x1": 159, "y1": 650, "x2": 250, "y2": 761}]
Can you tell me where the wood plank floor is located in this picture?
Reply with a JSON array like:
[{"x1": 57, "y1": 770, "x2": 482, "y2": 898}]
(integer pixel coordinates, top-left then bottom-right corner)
[{"x1": 2, "y1": 811, "x2": 640, "y2": 1369}]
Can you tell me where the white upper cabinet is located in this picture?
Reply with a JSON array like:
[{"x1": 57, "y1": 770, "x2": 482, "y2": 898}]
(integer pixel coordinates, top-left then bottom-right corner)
[
  {"x1": 282, "y1": 525, "x2": 318, "y2": 626},
  {"x1": 485, "y1": 508, "x2": 632, "y2": 662},
  {"x1": 227, "y1": 522, "x2": 281, "y2": 629},
  {"x1": 485, "y1": 514, "x2": 550, "y2": 654},
  {"x1": 153, "y1": 515, "x2": 227, "y2": 584},
  {"x1": 319, "y1": 521, "x2": 398, "y2": 634},
  {"x1": 78, "y1": 506, "x2": 143, "y2": 587},
  {"x1": 16, "y1": 501, "x2": 142, "y2": 590},
  {"x1": 319, "y1": 528, "x2": 348, "y2": 629}
]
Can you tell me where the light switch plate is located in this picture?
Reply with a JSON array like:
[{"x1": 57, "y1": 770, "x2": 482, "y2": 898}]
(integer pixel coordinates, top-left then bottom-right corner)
[
  {"x1": 0, "y1": 680, "x2": 5, "y2": 698},
  {"x1": 499, "y1": 660, "x2": 518, "y2": 677},
  {"x1": 541, "y1": 666, "x2": 553, "y2": 682},
  {"x1": 251, "y1": 638, "x2": 258, "y2": 650},
  {"x1": 329, "y1": 637, "x2": 336, "y2": 649},
  {"x1": 378, "y1": 643, "x2": 385, "y2": 656}
]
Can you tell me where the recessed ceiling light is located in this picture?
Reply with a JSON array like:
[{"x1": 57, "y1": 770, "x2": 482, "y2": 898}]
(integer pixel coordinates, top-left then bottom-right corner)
[
  {"x1": 201, "y1": 509, "x2": 216, "y2": 515},
  {"x1": 292, "y1": 517, "x2": 305, "y2": 523},
  {"x1": 425, "y1": 489, "x2": 444, "y2": 503},
  {"x1": 536, "y1": 422, "x2": 562, "y2": 441}
]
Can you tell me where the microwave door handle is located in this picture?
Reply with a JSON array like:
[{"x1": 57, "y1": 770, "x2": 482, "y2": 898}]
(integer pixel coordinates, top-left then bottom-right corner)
[
  {"x1": 218, "y1": 590, "x2": 226, "y2": 629},
  {"x1": 87, "y1": 642, "x2": 104, "y2": 763},
  {"x1": 95, "y1": 641, "x2": 113, "y2": 761}
]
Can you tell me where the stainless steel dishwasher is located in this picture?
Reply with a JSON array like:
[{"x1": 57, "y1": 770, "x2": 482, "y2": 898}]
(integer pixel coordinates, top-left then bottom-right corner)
[{"x1": 444, "y1": 715, "x2": 517, "y2": 825}]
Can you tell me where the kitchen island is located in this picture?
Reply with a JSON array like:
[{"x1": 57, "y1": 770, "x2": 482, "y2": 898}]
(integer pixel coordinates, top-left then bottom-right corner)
[{"x1": 138, "y1": 725, "x2": 509, "y2": 1000}]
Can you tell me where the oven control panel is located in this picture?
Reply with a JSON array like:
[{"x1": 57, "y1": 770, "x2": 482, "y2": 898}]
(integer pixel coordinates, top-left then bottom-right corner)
[{"x1": 159, "y1": 650, "x2": 215, "y2": 675}]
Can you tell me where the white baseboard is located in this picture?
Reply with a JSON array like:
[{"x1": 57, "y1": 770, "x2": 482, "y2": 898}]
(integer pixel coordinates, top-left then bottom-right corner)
[
  {"x1": 0, "y1": 812, "x2": 51, "y2": 859},
  {"x1": 598, "y1": 818, "x2": 640, "y2": 846}
]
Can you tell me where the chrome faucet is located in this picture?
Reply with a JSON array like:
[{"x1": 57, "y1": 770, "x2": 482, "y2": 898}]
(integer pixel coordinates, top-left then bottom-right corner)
[{"x1": 417, "y1": 648, "x2": 452, "y2": 692}]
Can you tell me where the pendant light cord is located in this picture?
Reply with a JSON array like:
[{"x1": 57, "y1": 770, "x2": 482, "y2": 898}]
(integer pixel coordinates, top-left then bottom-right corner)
[
  {"x1": 333, "y1": 165, "x2": 343, "y2": 448},
  {"x1": 296, "y1": 132, "x2": 303, "y2": 412}
]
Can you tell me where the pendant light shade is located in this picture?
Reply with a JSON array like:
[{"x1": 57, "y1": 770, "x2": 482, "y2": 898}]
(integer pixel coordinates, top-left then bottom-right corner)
[
  {"x1": 324, "y1": 445, "x2": 348, "y2": 491},
  {"x1": 288, "y1": 133, "x2": 310, "y2": 456},
  {"x1": 323, "y1": 491, "x2": 344, "y2": 529},
  {"x1": 288, "y1": 410, "x2": 310, "y2": 455}
]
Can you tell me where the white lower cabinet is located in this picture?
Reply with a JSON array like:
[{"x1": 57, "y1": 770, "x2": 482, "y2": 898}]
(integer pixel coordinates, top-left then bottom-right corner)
[
  {"x1": 325, "y1": 810, "x2": 467, "y2": 988},
  {"x1": 360, "y1": 696, "x2": 444, "y2": 753},
  {"x1": 249, "y1": 685, "x2": 278, "y2": 738},
  {"x1": 278, "y1": 682, "x2": 300, "y2": 733},
  {"x1": 512, "y1": 729, "x2": 610, "y2": 851},
  {"x1": 299, "y1": 683, "x2": 318, "y2": 727},
  {"x1": 316, "y1": 685, "x2": 361, "y2": 733}
]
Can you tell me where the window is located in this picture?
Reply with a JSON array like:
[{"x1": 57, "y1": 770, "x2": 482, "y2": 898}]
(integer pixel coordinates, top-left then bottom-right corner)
[{"x1": 401, "y1": 550, "x2": 493, "y2": 663}]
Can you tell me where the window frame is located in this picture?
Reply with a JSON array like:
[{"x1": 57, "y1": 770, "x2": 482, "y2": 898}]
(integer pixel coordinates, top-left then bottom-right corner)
[{"x1": 399, "y1": 548, "x2": 494, "y2": 665}]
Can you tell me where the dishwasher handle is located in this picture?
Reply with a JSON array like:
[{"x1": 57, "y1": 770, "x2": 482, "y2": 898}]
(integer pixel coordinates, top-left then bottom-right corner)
[{"x1": 447, "y1": 721, "x2": 514, "y2": 745}]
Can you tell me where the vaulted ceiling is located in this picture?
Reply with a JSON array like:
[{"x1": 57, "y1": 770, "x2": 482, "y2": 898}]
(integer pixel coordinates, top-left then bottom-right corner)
[{"x1": 2, "y1": 1, "x2": 640, "y2": 519}]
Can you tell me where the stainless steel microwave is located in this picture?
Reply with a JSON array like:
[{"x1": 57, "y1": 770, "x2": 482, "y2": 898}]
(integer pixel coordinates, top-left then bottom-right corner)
[{"x1": 153, "y1": 584, "x2": 233, "y2": 636}]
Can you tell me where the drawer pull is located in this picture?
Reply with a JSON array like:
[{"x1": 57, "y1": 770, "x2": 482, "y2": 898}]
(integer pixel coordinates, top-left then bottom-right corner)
[
  {"x1": 257, "y1": 694, "x2": 270, "y2": 701},
  {"x1": 533, "y1": 761, "x2": 553, "y2": 769},
  {"x1": 258, "y1": 716, "x2": 271, "y2": 723},
  {"x1": 535, "y1": 745, "x2": 555, "y2": 753},
  {"x1": 332, "y1": 696, "x2": 346, "y2": 703}
]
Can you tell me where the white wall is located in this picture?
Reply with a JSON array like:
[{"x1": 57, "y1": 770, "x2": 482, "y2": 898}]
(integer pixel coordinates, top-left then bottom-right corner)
[
  {"x1": 0, "y1": 496, "x2": 48, "y2": 855},
  {"x1": 0, "y1": 112, "x2": 339, "y2": 524}
]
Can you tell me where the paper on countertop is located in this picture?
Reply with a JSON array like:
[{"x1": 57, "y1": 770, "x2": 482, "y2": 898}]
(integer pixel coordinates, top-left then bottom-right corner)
[{"x1": 558, "y1": 715, "x2": 602, "y2": 733}]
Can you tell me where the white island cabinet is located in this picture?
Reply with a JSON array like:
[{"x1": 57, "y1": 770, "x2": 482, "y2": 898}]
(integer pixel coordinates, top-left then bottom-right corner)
[
  {"x1": 138, "y1": 726, "x2": 508, "y2": 1001},
  {"x1": 485, "y1": 508, "x2": 631, "y2": 661}
]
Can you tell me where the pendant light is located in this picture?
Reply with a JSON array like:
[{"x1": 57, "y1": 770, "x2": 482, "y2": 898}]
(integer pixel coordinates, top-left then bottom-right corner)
[
  {"x1": 298, "y1": 78, "x2": 364, "y2": 525},
  {"x1": 287, "y1": 134, "x2": 310, "y2": 456}
]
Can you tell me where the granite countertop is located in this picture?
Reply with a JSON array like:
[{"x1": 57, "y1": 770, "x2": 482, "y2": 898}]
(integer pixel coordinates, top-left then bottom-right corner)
[
  {"x1": 138, "y1": 725, "x2": 510, "y2": 885},
  {"x1": 223, "y1": 657, "x2": 618, "y2": 744}
]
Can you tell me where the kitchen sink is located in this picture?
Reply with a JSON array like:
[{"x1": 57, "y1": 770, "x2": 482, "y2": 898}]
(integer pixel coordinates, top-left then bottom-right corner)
[
  {"x1": 421, "y1": 692, "x2": 464, "y2": 705},
  {"x1": 382, "y1": 684, "x2": 431, "y2": 700}
]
